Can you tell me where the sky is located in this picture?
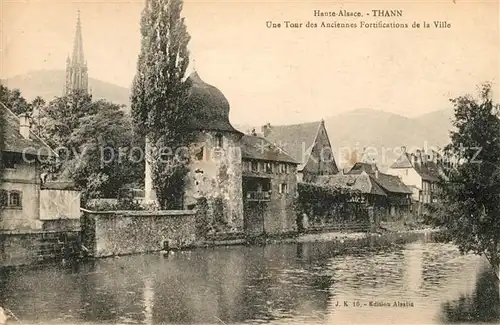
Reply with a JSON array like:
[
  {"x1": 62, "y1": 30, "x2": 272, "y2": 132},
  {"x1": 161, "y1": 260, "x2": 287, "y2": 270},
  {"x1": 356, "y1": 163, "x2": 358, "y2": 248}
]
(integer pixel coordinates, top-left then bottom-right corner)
[{"x1": 1, "y1": 0, "x2": 499, "y2": 126}]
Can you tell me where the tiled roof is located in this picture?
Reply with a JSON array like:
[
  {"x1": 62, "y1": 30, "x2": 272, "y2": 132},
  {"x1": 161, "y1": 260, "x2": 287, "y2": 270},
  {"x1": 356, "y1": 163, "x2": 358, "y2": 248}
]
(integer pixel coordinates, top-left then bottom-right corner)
[
  {"x1": 375, "y1": 173, "x2": 413, "y2": 194},
  {"x1": 263, "y1": 121, "x2": 321, "y2": 170},
  {"x1": 413, "y1": 162, "x2": 441, "y2": 182},
  {"x1": 1, "y1": 103, "x2": 56, "y2": 157},
  {"x1": 316, "y1": 172, "x2": 387, "y2": 196},
  {"x1": 347, "y1": 162, "x2": 412, "y2": 194},
  {"x1": 240, "y1": 134, "x2": 298, "y2": 164},
  {"x1": 348, "y1": 162, "x2": 377, "y2": 174}
]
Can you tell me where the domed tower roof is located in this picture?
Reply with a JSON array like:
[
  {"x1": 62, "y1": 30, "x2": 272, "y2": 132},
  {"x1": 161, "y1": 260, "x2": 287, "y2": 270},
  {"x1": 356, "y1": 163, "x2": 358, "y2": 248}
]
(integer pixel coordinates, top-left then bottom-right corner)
[{"x1": 185, "y1": 72, "x2": 241, "y2": 134}]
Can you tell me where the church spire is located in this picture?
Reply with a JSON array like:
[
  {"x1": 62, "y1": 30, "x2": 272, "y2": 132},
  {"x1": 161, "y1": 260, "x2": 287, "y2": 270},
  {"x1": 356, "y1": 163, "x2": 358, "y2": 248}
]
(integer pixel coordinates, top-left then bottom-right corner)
[
  {"x1": 64, "y1": 10, "x2": 89, "y2": 95},
  {"x1": 72, "y1": 10, "x2": 85, "y2": 65}
]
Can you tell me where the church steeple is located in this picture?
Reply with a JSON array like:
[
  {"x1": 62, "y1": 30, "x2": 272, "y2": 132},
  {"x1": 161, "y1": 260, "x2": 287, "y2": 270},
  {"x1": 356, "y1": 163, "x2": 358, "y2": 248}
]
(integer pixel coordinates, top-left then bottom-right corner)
[
  {"x1": 64, "y1": 10, "x2": 89, "y2": 95},
  {"x1": 71, "y1": 10, "x2": 85, "y2": 66}
]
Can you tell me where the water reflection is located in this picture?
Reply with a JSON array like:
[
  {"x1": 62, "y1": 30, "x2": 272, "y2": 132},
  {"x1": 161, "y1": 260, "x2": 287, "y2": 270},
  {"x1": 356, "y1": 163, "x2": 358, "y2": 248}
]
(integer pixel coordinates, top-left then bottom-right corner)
[
  {"x1": 0, "y1": 233, "x2": 497, "y2": 324},
  {"x1": 441, "y1": 266, "x2": 500, "y2": 323}
]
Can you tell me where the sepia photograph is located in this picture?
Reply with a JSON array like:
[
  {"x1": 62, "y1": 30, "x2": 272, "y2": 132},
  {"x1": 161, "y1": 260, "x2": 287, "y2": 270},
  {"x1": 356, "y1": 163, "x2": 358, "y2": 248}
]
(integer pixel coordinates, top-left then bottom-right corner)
[{"x1": 0, "y1": 0, "x2": 499, "y2": 324}]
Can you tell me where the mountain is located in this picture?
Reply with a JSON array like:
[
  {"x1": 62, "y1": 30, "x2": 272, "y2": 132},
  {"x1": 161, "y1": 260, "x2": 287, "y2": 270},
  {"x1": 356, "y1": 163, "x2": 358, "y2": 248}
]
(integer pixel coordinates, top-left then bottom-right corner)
[
  {"x1": 235, "y1": 108, "x2": 454, "y2": 171},
  {"x1": 324, "y1": 108, "x2": 454, "y2": 169},
  {"x1": 1, "y1": 69, "x2": 131, "y2": 108}
]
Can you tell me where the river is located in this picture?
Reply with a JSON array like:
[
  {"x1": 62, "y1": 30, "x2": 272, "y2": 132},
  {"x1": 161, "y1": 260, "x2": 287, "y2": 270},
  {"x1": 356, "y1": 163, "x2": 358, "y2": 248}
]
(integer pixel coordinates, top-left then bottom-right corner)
[{"x1": 0, "y1": 232, "x2": 498, "y2": 324}]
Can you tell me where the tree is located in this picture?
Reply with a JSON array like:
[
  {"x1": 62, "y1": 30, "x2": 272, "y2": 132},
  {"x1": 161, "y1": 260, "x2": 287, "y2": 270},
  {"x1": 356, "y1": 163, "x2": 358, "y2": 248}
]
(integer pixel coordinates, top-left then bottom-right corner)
[
  {"x1": 0, "y1": 85, "x2": 31, "y2": 116},
  {"x1": 31, "y1": 96, "x2": 46, "y2": 136},
  {"x1": 433, "y1": 82, "x2": 500, "y2": 279},
  {"x1": 0, "y1": 101, "x2": 5, "y2": 214},
  {"x1": 39, "y1": 89, "x2": 95, "y2": 150},
  {"x1": 59, "y1": 101, "x2": 144, "y2": 202},
  {"x1": 131, "y1": 0, "x2": 193, "y2": 209},
  {"x1": 40, "y1": 91, "x2": 143, "y2": 204}
]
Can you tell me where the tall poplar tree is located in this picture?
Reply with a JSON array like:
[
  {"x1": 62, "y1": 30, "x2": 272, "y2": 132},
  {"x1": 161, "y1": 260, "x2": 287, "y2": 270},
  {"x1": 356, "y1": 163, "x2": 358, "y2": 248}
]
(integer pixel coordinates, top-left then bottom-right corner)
[
  {"x1": 130, "y1": 0, "x2": 192, "y2": 209},
  {"x1": 0, "y1": 102, "x2": 5, "y2": 212}
]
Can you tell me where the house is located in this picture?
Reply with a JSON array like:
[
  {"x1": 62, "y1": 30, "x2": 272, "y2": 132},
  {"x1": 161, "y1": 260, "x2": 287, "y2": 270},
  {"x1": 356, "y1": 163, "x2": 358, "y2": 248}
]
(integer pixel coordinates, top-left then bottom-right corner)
[
  {"x1": 144, "y1": 72, "x2": 299, "y2": 237},
  {"x1": 1, "y1": 103, "x2": 81, "y2": 265},
  {"x1": 261, "y1": 120, "x2": 339, "y2": 182},
  {"x1": 346, "y1": 162, "x2": 413, "y2": 217},
  {"x1": 315, "y1": 171, "x2": 387, "y2": 229},
  {"x1": 240, "y1": 134, "x2": 298, "y2": 236},
  {"x1": 388, "y1": 147, "x2": 442, "y2": 207}
]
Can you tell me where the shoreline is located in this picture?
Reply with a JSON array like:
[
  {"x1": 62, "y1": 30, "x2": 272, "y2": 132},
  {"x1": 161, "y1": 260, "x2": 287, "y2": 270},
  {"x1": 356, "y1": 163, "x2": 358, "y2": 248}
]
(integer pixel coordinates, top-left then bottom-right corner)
[{"x1": 0, "y1": 226, "x2": 442, "y2": 270}]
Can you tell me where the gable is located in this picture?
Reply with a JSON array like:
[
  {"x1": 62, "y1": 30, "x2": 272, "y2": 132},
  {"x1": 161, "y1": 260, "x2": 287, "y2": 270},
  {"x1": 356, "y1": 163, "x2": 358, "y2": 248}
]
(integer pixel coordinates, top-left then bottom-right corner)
[
  {"x1": 264, "y1": 121, "x2": 321, "y2": 170},
  {"x1": 390, "y1": 152, "x2": 413, "y2": 169},
  {"x1": 1, "y1": 103, "x2": 56, "y2": 157}
]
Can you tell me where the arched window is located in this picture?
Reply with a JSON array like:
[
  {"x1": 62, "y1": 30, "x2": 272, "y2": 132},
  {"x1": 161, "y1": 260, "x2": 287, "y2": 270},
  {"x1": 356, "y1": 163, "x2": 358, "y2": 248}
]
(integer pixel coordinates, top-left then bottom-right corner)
[
  {"x1": 9, "y1": 191, "x2": 22, "y2": 208},
  {"x1": 215, "y1": 133, "x2": 223, "y2": 148}
]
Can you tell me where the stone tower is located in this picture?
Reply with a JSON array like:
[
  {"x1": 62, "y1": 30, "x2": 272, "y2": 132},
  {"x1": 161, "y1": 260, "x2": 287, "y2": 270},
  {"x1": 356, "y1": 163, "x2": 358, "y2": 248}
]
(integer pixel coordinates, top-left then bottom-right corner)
[
  {"x1": 64, "y1": 10, "x2": 89, "y2": 95},
  {"x1": 144, "y1": 72, "x2": 244, "y2": 233}
]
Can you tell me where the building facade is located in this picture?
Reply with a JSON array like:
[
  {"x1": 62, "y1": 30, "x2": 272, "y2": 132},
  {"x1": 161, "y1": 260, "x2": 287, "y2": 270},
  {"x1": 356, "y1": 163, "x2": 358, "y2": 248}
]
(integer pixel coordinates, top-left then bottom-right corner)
[
  {"x1": 346, "y1": 162, "x2": 412, "y2": 218},
  {"x1": 388, "y1": 147, "x2": 442, "y2": 205},
  {"x1": 261, "y1": 120, "x2": 339, "y2": 182},
  {"x1": 144, "y1": 72, "x2": 299, "y2": 237},
  {"x1": 1, "y1": 103, "x2": 81, "y2": 232},
  {"x1": 64, "y1": 10, "x2": 89, "y2": 96},
  {"x1": 240, "y1": 134, "x2": 298, "y2": 236},
  {"x1": 1, "y1": 103, "x2": 82, "y2": 266}
]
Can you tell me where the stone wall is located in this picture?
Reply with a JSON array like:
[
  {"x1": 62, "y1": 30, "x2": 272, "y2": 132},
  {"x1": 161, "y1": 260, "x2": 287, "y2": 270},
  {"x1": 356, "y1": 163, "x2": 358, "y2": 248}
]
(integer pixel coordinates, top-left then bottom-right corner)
[
  {"x1": 183, "y1": 131, "x2": 244, "y2": 234},
  {"x1": 81, "y1": 209, "x2": 197, "y2": 258},
  {"x1": 265, "y1": 165, "x2": 298, "y2": 235},
  {"x1": 0, "y1": 231, "x2": 81, "y2": 267}
]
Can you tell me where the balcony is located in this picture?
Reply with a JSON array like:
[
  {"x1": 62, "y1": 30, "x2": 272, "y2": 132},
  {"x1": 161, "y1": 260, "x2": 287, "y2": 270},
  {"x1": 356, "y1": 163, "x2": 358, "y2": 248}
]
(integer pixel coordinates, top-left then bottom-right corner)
[{"x1": 245, "y1": 191, "x2": 271, "y2": 202}]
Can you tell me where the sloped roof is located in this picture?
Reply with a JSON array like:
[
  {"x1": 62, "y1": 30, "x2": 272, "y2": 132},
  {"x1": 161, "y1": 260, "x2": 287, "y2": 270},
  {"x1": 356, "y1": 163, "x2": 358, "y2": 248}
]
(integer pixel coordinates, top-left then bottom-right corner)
[
  {"x1": 240, "y1": 134, "x2": 297, "y2": 164},
  {"x1": 390, "y1": 151, "x2": 440, "y2": 182},
  {"x1": 348, "y1": 162, "x2": 412, "y2": 194},
  {"x1": 316, "y1": 172, "x2": 386, "y2": 196},
  {"x1": 414, "y1": 162, "x2": 440, "y2": 182},
  {"x1": 374, "y1": 173, "x2": 413, "y2": 194},
  {"x1": 1, "y1": 103, "x2": 56, "y2": 157},
  {"x1": 390, "y1": 152, "x2": 413, "y2": 168},
  {"x1": 263, "y1": 121, "x2": 321, "y2": 170},
  {"x1": 348, "y1": 162, "x2": 378, "y2": 174}
]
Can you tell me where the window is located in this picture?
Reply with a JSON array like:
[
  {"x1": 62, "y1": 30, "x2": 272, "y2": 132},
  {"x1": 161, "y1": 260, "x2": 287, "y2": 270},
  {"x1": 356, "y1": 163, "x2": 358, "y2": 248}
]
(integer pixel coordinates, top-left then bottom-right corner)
[
  {"x1": 251, "y1": 161, "x2": 258, "y2": 172},
  {"x1": 279, "y1": 164, "x2": 286, "y2": 173},
  {"x1": 265, "y1": 162, "x2": 273, "y2": 173},
  {"x1": 279, "y1": 183, "x2": 288, "y2": 194},
  {"x1": 3, "y1": 152, "x2": 18, "y2": 169},
  {"x1": 195, "y1": 147, "x2": 204, "y2": 161},
  {"x1": 215, "y1": 133, "x2": 223, "y2": 148},
  {"x1": 8, "y1": 191, "x2": 22, "y2": 208}
]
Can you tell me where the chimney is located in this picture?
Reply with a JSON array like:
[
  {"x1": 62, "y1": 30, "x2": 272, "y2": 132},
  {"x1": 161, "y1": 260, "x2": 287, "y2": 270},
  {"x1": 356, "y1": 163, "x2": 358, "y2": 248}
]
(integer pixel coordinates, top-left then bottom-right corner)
[
  {"x1": 19, "y1": 113, "x2": 31, "y2": 139},
  {"x1": 411, "y1": 153, "x2": 416, "y2": 166},
  {"x1": 401, "y1": 146, "x2": 406, "y2": 153},
  {"x1": 375, "y1": 169, "x2": 379, "y2": 179},
  {"x1": 261, "y1": 122, "x2": 271, "y2": 137}
]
